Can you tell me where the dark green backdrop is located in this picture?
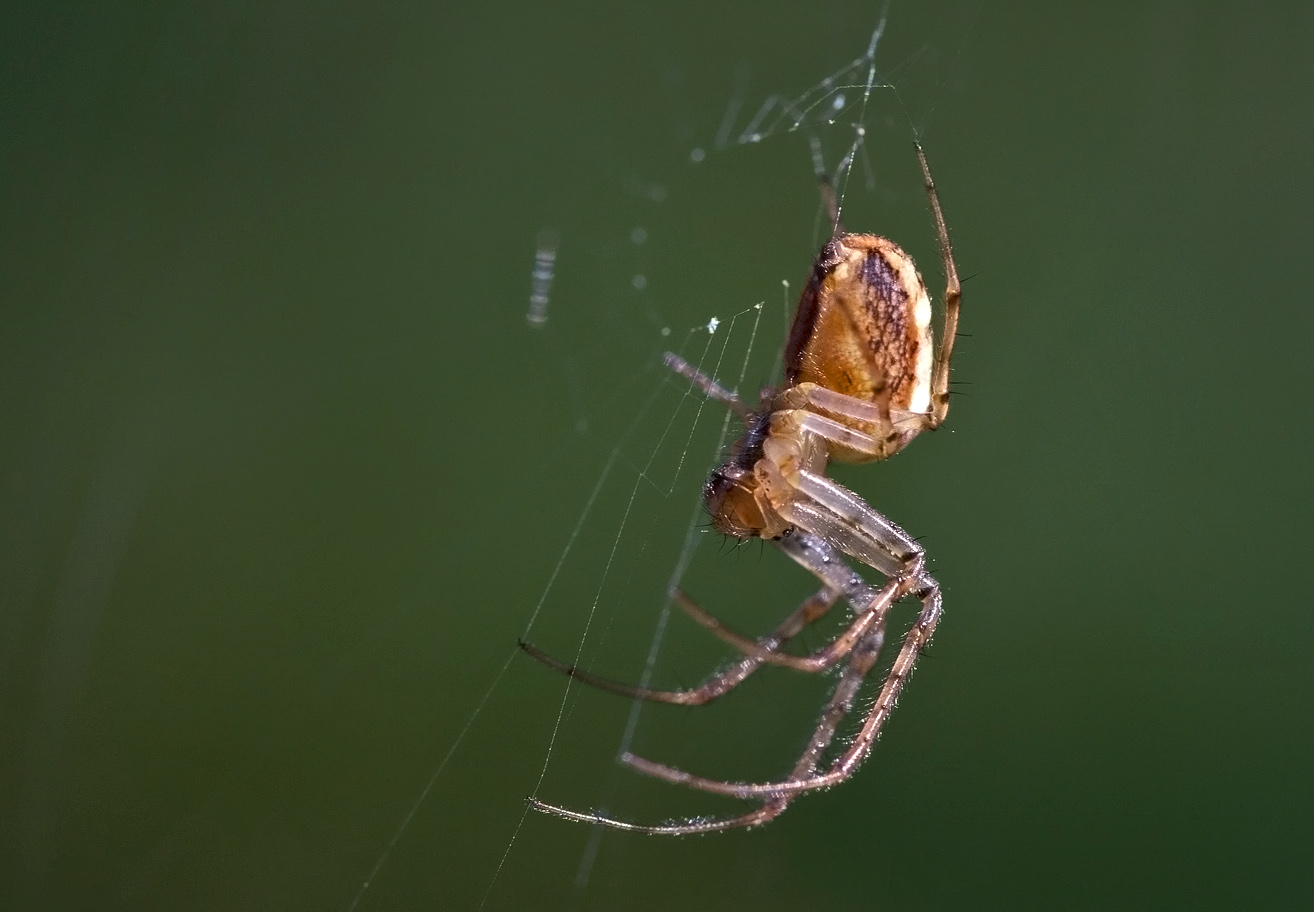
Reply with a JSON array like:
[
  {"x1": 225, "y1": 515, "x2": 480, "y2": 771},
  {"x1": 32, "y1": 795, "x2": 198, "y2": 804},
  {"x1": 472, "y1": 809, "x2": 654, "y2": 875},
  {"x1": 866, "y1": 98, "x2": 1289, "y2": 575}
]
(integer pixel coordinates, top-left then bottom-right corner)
[{"x1": 3, "y1": 1, "x2": 1311, "y2": 909}]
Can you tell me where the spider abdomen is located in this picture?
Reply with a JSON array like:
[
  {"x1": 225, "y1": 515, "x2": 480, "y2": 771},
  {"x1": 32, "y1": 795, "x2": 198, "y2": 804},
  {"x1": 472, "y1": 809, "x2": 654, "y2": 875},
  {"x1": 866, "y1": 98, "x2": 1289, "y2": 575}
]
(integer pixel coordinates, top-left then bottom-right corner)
[{"x1": 783, "y1": 233, "x2": 934, "y2": 444}]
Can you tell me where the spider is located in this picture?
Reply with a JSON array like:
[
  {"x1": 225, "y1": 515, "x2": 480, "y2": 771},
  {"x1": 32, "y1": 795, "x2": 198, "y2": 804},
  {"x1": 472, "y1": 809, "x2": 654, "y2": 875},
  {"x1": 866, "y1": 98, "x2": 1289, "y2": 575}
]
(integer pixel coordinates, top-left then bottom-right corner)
[{"x1": 520, "y1": 141, "x2": 961, "y2": 834}]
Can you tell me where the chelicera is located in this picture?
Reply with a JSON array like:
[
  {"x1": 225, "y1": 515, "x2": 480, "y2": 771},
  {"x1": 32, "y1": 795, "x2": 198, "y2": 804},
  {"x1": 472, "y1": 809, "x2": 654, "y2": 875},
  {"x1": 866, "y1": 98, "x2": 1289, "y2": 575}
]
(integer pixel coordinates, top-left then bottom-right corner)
[{"x1": 521, "y1": 142, "x2": 962, "y2": 834}]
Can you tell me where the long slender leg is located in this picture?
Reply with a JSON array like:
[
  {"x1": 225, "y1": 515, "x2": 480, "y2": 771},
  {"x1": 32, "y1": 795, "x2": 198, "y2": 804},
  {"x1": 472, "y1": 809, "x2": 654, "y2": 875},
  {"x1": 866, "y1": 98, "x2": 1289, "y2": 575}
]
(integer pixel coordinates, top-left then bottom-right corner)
[
  {"x1": 915, "y1": 142, "x2": 961, "y2": 428},
  {"x1": 526, "y1": 794, "x2": 788, "y2": 836},
  {"x1": 811, "y1": 574, "x2": 942, "y2": 781},
  {"x1": 804, "y1": 118, "x2": 843, "y2": 236},
  {"x1": 775, "y1": 498, "x2": 909, "y2": 580},
  {"x1": 727, "y1": 632, "x2": 886, "y2": 830},
  {"x1": 816, "y1": 155, "x2": 844, "y2": 237},
  {"x1": 518, "y1": 586, "x2": 837, "y2": 706},
  {"x1": 530, "y1": 620, "x2": 891, "y2": 835},
  {"x1": 672, "y1": 569, "x2": 914, "y2": 673},
  {"x1": 621, "y1": 574, "x2": 941, "y2": 800},
  {"x1": 669, "y1": 588, "x2": 832, "y2": 667},
  {"x1": 652, "y1": 527, "x2": 906, "y2": 675},
  {"x1": 791, "y1": 385, "x2": 937, "y2": 440},
  {"x1": 525, "y1": 590, "x2": 853, "y2": 836},
  {"x1": 795, "y1": 411, "x2": 890, "y2": 456},
  {"x1": 622, "y1": 621, "x2": 887, "y2": 791},
  {"x1": 791, "y1": 625, "x2": 887, "y2": 768},
  {"x1": 662, "y1": 352, "x2": 750, "y2": 422},
  {"x1": 761, "y1": 459, "x2": 923, "y2": 583},
  {"x1": 793, "y1": 470, "x2": 922, "y2": 564},
  {"x1": 520, "y1": 530, "x2": 880, "y2": 702},
  {"x1": 599, "y1": 550, "x2": 916, "y2": 800}
]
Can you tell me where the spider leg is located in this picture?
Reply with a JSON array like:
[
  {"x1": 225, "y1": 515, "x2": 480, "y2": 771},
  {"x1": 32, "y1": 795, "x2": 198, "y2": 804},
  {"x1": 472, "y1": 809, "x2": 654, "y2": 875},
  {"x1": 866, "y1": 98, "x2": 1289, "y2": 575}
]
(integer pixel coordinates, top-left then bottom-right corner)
[
  {"x1": 776, "y1": 498, "x2": 906, "y2": 579},
  {"x1": 620, "y1": 620, "x2": 887, "y2": 799},
  {"x1": 670, "y1": 587, "x2": 836, "y2": 670},
  {"x1": 518, "y1": 586, "x2": 838, "y2": 707},
  {"x1": 519, "y1": 530, "x2": 883, "y2": 704},
  {"x1": 802, "y1": 572, "x2": 943, "y2": 785},
  {"x1": 624, "y1": 573, "x2": 941, "y2": 800},
  {"x1": 672, "y1": 565, "x2": 914, "y2": 673},
  {"x1": 798, "y1": 384, "x2": 888, "y2": 424},
  {"x1": 765, "y1": 458, "x2": 923, "y2": 582},
  {"x1": 759, "y1": 412, "x2": 928, "y2": 578},
  {"x1": 797, "y1": 378, "x2": 933, "y2": 434},
  {"x1": 663, "y1": 352, "x2": 750, "y2": 422},
  {"x1": 528, "y1": 568, "x2": 939, "y2": 828},
  {"x1": 792, "y1": 625, "x2": 886, "y2": 769},
  {"x1": 915, "y1": 142, "x2": 961, "y2": 428},
  {"x1": 816, "y1": 144, "x2": 844, "y2": 237},
  {"x1": 527, "y1": 794, "x2": 790, "y2": 835},
  {"x1": 794, "y1": 469, "x2": 921, "y2": 563},
  {"x1": 532, "y1": 621, "x2": 888, "y2": 835}
]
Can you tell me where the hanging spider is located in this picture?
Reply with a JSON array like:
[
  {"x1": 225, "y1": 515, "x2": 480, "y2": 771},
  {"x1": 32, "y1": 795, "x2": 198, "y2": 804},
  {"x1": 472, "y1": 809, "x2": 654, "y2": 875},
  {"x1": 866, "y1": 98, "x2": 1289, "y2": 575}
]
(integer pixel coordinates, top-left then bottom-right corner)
[{"x1": 520, "y1": 141, "x2": 962, "y2": 834}]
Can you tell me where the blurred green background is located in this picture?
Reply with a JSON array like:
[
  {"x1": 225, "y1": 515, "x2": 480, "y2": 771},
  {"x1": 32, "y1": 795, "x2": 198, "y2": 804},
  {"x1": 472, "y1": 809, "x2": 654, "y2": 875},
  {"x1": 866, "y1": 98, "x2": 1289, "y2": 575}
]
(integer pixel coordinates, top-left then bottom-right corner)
[{"x1": 2, "y1": 1, "x2": 1311, "y2": 909}]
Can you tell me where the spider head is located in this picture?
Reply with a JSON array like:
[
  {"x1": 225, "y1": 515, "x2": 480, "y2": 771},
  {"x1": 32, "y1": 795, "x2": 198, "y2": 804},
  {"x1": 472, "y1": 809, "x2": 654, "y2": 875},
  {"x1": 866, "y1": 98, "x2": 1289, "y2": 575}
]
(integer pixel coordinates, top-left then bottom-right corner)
[
  {"x1": 703, "y1": 408, "x2": 779, "y2": 539},
  {"x1": 703, "y1": 464, "x2": 768, "y2": 539}
]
